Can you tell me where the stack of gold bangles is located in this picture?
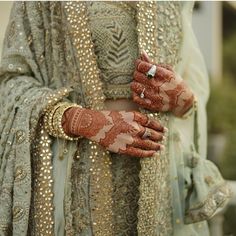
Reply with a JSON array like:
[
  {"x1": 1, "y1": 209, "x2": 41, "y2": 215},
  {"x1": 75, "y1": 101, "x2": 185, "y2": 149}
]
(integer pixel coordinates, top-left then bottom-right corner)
[{"x1": 44, "y1": 102, "x2": 82, "y2": 141}]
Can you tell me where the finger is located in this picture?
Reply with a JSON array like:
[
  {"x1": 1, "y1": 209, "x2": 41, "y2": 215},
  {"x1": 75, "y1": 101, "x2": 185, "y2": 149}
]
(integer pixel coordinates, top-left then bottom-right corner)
[
  {"x1": 133, "y1": 100, "x2": 158, "y2": 112},
  {"x1": 133, "y1": 70, "x2": 169, "y2": 90},
  {"x1": 135, "y1": 60, "x2": 175, "y2": 83},
  {"x1": 133, "y1": 92, "x2": 159, "y2": 112},
  {"x1": 132, "y1": 84, "x2": 169, "y2": 113},
  {"x1": 139, "y1": 127, "x2": 164, "y2": 141},
  {"x1": 133, "y1": 92, "x2": 152, "y2": 107},
  {"x1": 133, "y1": 71, "x2": 156, "y2": 87},
  {"x1": 135, "y1": 59, "x2": 154, "y2": 74},
  {"x1": 122, "y1": 146, "x2": 156, "y2": 158},
  {"x1": 133, "y1": 138, "x2": 162, "y2": 151},
  {"x1": 136, "y1": 126, "x2": 164, "y2": 142},
  {"x1": 131, "y1": 82, "x2": 163, "y2": 105},
  {"x1": 140, "y1": 50, "x2": 151, "y2": 63},
  {"x1": 158, "y1": 63, "x2": 174, "y2": 72},
  {"x1": 133, "y1": 111, "x2": 164, "y2": 133},
  {"x1": 145, "y1": 121, "x2": 164, "y2": 134},
  {"x1": 136, "y1": 123, "x2": 146, "y2": 136},
  {"x1": 155, "y1": 66, "x2": 174, "y2": 82}
]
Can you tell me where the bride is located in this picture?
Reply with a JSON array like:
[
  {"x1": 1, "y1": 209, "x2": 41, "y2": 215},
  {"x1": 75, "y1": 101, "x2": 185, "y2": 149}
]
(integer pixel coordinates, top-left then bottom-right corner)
[{"x1": 0, "y1": 1, "x2": 231, "y2": 235}]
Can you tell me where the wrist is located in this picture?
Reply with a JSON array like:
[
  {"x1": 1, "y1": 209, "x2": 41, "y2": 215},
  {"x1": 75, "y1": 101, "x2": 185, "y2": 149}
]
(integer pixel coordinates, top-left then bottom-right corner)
[
  {"x1": 175, "y1": 94, "x2": 197, "y2": 119},
  {"x1": 62, "y1": 106, "x2": 85, "y2": 137}
]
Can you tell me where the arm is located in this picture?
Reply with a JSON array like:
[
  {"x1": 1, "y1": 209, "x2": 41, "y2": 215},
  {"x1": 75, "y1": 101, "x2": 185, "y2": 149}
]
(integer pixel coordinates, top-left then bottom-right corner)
[{"x1": 45, "y1": 102, "x2": 166, "y2": 158}]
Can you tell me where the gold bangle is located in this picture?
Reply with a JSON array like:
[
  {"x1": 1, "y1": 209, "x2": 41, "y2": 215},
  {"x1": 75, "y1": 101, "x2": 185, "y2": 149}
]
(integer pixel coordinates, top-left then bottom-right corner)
[
  {"x1": 53, "y1": 102, "x2": 82, "y2": 140},
  {"x1": 44, "y1": 103, "x2": 64, "y2": 137},
  {"x1": 44, "y1": 102, "x2": 82, "y2": 140}
]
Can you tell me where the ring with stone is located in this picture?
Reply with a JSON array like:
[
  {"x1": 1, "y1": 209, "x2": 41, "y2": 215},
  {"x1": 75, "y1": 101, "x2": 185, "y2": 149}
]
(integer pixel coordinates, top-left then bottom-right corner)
[
  {"x1": 142, "y1": 128, "x2": 152, "y2": 139},
  {"x1": 146, "y1": 64, "x2": 157, "y2": 79},
  {"x1": 140, "y1": 88, "x2": 145, "y2": 99}
]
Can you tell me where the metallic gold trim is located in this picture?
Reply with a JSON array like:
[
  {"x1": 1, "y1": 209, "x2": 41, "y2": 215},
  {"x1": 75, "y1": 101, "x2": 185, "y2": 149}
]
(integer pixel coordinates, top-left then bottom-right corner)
[
  {"x1": 64, "y1": 2, "x2": 114, "y2": 235},
  {"x1": 185, "y1": 183, "x2": 233, "y2": 224},
  {"x1": 31, "y1": 125, "x2": 54, "y2": 235},
  {"x1": 136, "y1": 2, "x2": 172, "y2": 235}
]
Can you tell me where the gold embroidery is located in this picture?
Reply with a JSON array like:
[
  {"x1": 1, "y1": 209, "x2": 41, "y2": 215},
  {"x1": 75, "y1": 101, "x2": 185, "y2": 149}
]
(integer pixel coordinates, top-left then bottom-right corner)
[
  {"x1": 0, "y1": 222, "x2": 10, "y2": 234},
  {"x1": 157, "y1": 2, "x2": 182, "y2": 65},
  {"x1": 14, "y1": 166, "x2": 27, "y2": 182},
  {"x1": 136, "y1": 1, "x2": 182, "y2": 235},
  {"x1": 15, "y1": 130, "x2": 26, "y2": 144},
  {"x1": 204, "y1": 176, "x2": 215, "y2": 186},
  {"x1": 64, "y1": 2, "x2": 114, "y2": 235},
  {"x1": 64, "y1": 1, "x2": 183, "y2": 235},
  {"x1": 185, "y1": 183, "x2": 233, "y2": 224},
  {"x1": 137, "y1": 111, "x2": 172, "y2": 235},
  {"x1": 87, "y1": 2, "x2": 138, "y2": 100},
  {"x1": 31, "y1": 125, "x2": 54, "y2": 235},
  {"x1": 13, "y1": 206, "x2": 25, "y2": 222},
  {"x1": 103, "y1": 84, "x2": 132, "y2": 99},
  {"x1": 136, "y1": 1, "x2": 159, "y2": 59}
]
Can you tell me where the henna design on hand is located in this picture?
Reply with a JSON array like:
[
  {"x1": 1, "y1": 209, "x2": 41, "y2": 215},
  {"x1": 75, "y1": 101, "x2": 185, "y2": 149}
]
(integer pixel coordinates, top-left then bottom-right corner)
[
  {"x1": 62, "y1": 107, "x2": 165, "y2": 158},
  {"x1": 131, "y1": 52, "x2": 194, "y2": 117}
]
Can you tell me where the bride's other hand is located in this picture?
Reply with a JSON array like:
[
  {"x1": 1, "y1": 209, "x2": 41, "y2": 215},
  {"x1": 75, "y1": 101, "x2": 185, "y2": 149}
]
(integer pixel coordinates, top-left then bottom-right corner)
[{"x1": 131, "y1": 51, "x2": 194, "y2": 117}]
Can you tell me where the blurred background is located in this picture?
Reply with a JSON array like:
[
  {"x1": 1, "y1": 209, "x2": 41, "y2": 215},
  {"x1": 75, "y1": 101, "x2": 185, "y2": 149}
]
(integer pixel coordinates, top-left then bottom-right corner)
[{"x1": 0, "y1": 1, "x2": 236, "y2": 235}]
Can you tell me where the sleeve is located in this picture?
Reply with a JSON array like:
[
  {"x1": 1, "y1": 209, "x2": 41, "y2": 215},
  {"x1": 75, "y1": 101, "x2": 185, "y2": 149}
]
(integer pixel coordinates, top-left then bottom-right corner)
[
  {"x1": 173, "y1": 2, "x2": 232, "y2": 224},
  {"x1": 176, "y1": 2, "x2": 209, "y2": 159}
]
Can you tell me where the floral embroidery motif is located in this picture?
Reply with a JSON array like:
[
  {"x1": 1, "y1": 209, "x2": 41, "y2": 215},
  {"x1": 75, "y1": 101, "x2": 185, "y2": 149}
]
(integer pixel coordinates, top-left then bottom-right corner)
[
  {"x1": 136, "y1": 2, "x2": 182, "y2": 235},
  {"x1": 13, "y1": 206, "x2": 25, "y2": 222},
  {"x1": 14, "y1": 166, "x2": 27, "y2": 182}
]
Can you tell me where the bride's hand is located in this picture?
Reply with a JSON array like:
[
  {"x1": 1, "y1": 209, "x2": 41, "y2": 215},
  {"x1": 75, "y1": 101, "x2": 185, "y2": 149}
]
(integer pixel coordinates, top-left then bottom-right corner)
[
  {"x1": 131, "y1": 51, "x2": 194, "y2": 117},
  {"x1": 62, "y1": 107, "x2": 165, "y2": 158}
]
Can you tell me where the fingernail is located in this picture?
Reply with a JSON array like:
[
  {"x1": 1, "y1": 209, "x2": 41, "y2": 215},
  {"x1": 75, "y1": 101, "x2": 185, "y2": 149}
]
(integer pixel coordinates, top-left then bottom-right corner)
[
  {"x1": 162, "y1": 136, "x2": 166, "y2": 142},
  {"x1": 141, "y1": 49, "x2": 147, "y2": 55},
  {"x1": 164, "y1": 127, "x2": 168, "y2": 133},
  {"x1": 160, "y1": 145, "x2": 165, "y2": 151}
]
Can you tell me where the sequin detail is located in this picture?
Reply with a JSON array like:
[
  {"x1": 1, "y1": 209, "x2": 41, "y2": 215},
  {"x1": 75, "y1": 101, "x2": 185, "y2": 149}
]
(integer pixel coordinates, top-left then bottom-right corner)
[
  {"x1": 14, "y1": 166, "x2": 27, "y2": 182},
  {"x1": 13, "y1": 205, "x2": 25, "y2": 222},
  {"x1": 31, "y1": 125, "x2": 54, "y2": 235},
  {"x1": 15, "y1": 130, "x2": 26, "y2": 144},
  {"x1": 185, "y1": 183, "x2": 233, "y2": 224},
  {"x1": 64, "y1": 2, "x2": 114, "y2": 235},
  {"x1": 137, "y1": 111, "x2": 172, "y2": 235},
  {"x1": 136, "y1": 1, "x2": 182, "y2": 235}
]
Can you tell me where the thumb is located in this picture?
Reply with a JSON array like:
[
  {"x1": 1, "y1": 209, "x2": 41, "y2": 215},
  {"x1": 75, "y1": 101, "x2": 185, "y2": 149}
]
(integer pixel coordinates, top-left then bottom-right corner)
[{"x1": 140, "y1": 49, "x2": 151, "y2": 63}]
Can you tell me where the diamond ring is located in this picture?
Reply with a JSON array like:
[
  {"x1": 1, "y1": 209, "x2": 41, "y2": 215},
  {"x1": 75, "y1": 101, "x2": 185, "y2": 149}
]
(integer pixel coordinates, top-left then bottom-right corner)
[
  {"x1": 142, "y1": 128, "x2": 152, "y2": 139},
  {"x1": 146, "y1": 65, "x2": 157, "y2": 79},
  {"x1": 140, "y1": 88, "x2": 145, "y2": 99}
]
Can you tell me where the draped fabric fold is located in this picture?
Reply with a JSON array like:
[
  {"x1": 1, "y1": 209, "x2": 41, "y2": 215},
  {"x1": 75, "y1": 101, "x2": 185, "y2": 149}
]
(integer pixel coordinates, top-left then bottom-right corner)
[{"x1": 0, "y1": 2, "x2": 73, "y2": 235}]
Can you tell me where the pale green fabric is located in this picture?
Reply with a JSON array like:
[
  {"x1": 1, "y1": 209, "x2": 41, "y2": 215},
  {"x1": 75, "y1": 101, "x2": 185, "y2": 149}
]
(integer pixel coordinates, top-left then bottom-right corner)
[
  {"x1": 87, "y1": 1, "x2": 138, "y2": 99},
  {"x1": 0, "y1": 2, "x2": 231, "y2": 236}
]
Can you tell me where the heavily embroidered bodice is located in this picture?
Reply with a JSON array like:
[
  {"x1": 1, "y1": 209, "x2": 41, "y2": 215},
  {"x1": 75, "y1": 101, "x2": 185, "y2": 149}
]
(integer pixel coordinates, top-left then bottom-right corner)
[
  {"x1": 87, "y1": 1, "x2": 183, "y2": 100},
  {"x1": 87, "y1": 2, "x2": 138, "y2": 99}
]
